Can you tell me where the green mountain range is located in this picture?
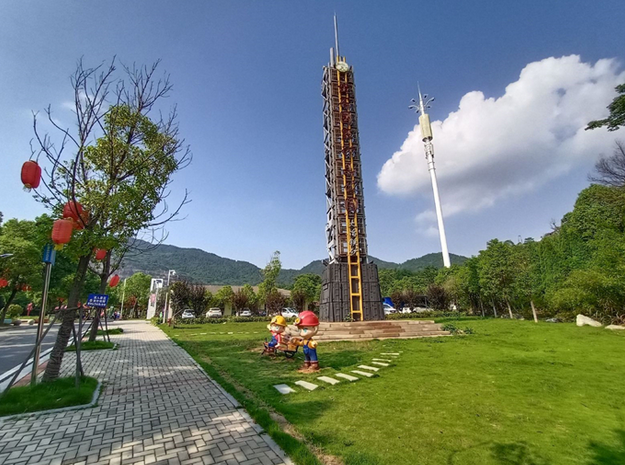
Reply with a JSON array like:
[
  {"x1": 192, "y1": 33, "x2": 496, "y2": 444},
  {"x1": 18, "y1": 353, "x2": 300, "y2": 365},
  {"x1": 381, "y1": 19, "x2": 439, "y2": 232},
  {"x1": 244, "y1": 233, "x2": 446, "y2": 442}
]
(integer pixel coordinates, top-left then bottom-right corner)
[{"x1": 120, "y1": 240, "x2": 468, "y2": 286}]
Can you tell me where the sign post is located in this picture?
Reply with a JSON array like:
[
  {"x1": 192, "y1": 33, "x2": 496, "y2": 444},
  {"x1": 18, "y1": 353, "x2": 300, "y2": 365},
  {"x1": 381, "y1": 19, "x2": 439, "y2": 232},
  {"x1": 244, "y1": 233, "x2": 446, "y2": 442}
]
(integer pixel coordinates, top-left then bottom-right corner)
[{"x1": 31, "y1": 245, "x2": 55, "y2": 386}]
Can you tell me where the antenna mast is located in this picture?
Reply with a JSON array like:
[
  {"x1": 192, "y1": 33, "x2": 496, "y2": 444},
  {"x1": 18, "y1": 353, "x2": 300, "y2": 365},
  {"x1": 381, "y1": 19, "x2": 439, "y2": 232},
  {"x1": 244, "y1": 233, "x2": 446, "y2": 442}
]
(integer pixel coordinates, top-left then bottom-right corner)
[{"x1": 409, "y1": 89, "x2": 451, "y2": 268}]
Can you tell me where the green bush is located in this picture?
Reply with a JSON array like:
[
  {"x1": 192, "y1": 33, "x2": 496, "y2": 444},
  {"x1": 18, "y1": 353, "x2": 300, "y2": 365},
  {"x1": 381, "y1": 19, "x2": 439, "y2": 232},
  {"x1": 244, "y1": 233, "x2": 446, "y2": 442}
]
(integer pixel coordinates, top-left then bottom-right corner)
[
  {"x1": 441, "y1": 322, "x2": 475, "y2": 335},
  {"x1": 176, "y1": 316, "x2": 274, "y2": 325},
  {"x1": 6, "y1": 304, "x2": 23, "y2": 319},
  {"x1": 386, "y1": 310, "x2": 468, "y2": 320}
]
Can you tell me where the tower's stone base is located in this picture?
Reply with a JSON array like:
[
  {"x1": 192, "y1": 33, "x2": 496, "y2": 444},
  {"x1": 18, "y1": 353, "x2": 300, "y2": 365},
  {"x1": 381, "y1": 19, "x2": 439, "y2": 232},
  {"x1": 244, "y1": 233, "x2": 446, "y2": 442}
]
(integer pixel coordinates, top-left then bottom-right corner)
[{"x1": 319, "y1": 262, "x2": 384, "y2": 322}]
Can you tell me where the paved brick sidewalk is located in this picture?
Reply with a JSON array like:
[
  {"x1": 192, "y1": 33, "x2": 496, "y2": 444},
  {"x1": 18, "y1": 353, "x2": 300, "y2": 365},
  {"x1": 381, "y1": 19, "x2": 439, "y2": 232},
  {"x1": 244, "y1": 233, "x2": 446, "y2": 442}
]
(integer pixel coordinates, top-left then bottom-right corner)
[{"x1": 0, "y1": 321, "x2": 292, "y2": 465}]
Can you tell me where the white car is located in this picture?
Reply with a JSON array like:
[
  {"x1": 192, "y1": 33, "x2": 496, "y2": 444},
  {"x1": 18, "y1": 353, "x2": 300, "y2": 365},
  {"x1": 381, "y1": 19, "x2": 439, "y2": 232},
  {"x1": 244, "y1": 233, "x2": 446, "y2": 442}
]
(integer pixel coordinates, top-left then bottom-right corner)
[
  {"x1": 181, "y1": 309, "x2": 195, "y2": 319},
  {"x1": 238, "y1": 309, "x2": 252, "y2": 317},
  {"x1": 281, "y1": 308, "x2": 299, "y2": 319},
  {"x1": 400, "y1": 307, "x2": 412, "y2": 314},
  {"x1": 383, "y1": 303, "x2": 397, "y2": 315},
  {"x1": 206, "y1": 308, "x2": 223, "y2": 318}
]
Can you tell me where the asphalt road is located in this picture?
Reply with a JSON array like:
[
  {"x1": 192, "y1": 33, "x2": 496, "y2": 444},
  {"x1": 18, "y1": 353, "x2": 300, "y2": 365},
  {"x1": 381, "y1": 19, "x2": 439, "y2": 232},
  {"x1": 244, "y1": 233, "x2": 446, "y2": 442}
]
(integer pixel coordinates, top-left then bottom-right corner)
[{"x1": 0, "y1": 323, "x2": 61, "y2": 375}]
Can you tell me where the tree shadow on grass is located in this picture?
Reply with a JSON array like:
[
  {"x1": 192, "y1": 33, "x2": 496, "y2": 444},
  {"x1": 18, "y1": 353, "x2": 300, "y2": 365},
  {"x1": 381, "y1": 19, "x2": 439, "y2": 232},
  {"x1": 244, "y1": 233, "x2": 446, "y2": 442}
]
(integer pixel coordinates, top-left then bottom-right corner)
[
  {"x1": 587, "y1": 429, "x2": 625, "y2": 464},
  {"x1": 490, "y1": 442, "x2": 550, "y2": 465},
  {"x1": 447, "y1": 441, "x2": 550, "y2": 465}
]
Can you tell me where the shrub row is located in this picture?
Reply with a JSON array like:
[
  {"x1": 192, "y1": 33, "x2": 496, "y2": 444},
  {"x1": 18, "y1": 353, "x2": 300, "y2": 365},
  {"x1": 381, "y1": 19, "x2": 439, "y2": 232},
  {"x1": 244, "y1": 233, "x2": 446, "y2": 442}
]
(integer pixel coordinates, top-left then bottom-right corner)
[{"x1": 386, "y1": 310, "x2": 469, "y2": 320}]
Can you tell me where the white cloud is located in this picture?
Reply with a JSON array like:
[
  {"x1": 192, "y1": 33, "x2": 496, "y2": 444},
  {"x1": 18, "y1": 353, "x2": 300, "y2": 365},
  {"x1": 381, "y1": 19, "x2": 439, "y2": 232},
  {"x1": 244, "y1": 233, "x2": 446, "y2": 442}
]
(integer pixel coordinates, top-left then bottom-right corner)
[{"x1": 377, "y1": 55, "x2": 625, "y2": 231}]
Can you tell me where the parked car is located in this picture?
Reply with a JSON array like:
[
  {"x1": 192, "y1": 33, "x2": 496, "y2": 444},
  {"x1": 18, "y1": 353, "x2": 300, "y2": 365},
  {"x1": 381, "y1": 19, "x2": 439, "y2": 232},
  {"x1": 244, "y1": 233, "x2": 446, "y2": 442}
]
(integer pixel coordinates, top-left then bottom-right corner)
[
  {"x1": 400, "y1": 307, "x2": 412, "y2": 314},
  {"x1": 181, "y1": 309, "x2": 195, "y2": 319},
  {"x1": 281, "y1": 308, "x2": 299, "y2": 319},
  {"x1": 238, "y1": 309, "x2": 252, "y2": 317},
  {"x1": 206, "y1": 307, "x2": 223, "y2": 318},
  {"x1": 383, "y1": 303, "x2": 397, "y2": 315}
]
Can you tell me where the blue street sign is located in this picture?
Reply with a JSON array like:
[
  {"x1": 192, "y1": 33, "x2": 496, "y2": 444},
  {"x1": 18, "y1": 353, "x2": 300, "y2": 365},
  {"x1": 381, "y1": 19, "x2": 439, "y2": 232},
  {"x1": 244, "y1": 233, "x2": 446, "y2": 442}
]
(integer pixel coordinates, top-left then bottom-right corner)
[
  {"x1": 87, "y1": 294, "x2": 109, "y2": 308},
  {"x1": 42, "y1": 244, "x2": 56, "y2": 265}
]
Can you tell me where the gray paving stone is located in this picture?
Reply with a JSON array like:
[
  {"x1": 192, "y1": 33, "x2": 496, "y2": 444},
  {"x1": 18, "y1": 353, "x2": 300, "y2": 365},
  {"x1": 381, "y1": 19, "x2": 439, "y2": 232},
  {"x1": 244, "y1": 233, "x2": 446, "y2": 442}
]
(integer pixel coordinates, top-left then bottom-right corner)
[
  {"x1": 371, "y1": 362, "x2": 389, "y2": 367},
  {"x1": 272, "y1": 384, "x2": 295, "y2": 395},
  {"x1": 317, "y1": 376, "x2": 340, "y2": 385},
  {"x1": 357, "y1": 365, "x2": 380, "y2": 372},
  {"x1": 335, "y1": 373, "x2": 359, "y2": 381},
  {"x1": 0, "y1": 321, "x2": 292, "y2": 465},
  {"x1": 294, "y1": 381, "x2": 318, "y2": 391},
  {"x1": 351, "y1": 370, "x2": 375, "y2": 378}
]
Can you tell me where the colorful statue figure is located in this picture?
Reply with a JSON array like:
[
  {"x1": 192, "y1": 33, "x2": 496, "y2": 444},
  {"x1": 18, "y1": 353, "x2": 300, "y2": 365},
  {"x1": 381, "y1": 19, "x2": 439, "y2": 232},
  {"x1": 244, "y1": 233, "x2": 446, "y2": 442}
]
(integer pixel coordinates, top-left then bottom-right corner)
[
  {"x1": 264, "y1": 315, "x2": 287, "y2": 353},
  {"x1": 293, "y1": 311, "x2": 320, "y2": 372}
]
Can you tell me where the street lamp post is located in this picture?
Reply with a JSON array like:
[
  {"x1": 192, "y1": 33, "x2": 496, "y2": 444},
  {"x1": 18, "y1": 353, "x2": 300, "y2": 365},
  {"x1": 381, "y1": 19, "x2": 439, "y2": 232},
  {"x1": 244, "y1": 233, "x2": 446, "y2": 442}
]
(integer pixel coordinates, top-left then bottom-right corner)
[
  {"x1": 119, "y1": 278, "x2": 127, "y2": 319},
  {"x1": 163, "y1": 270, "x2": 175, "y2": 323}
]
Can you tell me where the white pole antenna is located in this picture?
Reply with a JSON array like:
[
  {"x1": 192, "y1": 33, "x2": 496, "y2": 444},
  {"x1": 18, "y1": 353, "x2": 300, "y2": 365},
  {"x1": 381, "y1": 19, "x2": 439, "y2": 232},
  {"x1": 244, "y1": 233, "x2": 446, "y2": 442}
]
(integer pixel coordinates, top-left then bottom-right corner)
[{"x1": 409, "y1": 89, "x2": 451, "y2": 268}]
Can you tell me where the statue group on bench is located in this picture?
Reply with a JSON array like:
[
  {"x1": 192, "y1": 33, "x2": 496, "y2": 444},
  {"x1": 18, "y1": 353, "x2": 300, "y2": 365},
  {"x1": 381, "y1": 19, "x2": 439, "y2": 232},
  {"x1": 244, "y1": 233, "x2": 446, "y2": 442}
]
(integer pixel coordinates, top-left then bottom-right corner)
[{"x1": 263, "y1": 311, "x2": 320, "y2": 372}]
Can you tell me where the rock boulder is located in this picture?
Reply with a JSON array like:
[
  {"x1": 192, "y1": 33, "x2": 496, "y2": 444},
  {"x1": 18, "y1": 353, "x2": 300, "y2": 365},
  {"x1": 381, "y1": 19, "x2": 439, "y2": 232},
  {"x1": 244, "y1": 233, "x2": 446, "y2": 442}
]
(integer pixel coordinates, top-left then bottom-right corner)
[
  {"x1": 605, "y1": 324, "x2": 625, "y2": 330},
  {"x1": 576, "y1": 314, "x2": 603, "y2": 327}
]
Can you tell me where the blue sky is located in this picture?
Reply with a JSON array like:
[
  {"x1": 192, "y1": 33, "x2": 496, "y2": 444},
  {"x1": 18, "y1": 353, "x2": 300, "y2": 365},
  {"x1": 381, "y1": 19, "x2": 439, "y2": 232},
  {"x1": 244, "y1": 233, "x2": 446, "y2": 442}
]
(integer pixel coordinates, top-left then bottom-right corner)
[{"x1": 1, "y1": 1, "x2": 624, "y2": 269}]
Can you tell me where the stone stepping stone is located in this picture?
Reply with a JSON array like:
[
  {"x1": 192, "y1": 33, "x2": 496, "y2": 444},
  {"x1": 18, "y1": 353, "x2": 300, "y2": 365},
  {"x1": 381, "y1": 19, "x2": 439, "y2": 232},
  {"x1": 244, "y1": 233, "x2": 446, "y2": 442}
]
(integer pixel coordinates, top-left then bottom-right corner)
[
  {"x1": 372, "y1": 358, "x2": 392, "y2": 362},
  {"x1": 227, "y1": 332, "x2": 234, "y2": 334},
  {"x1": 318, "y1": 376, "x2": 340, "y2": 385},
  {"x1": 295, "y1": 380, "x2": 319, "y2": 391},
  {"x1": 351, "y1": 370, "x2": 375, "y2": 378},
  {"x1": 380, "y1": 352, "x2": 400, "y2": 356},
  {"x1": 274, "y1": 384, "x2": 295, "y2": 395},
  {"x1": 200, "y1": 333, "x2": 207, "y2": 335},
  {"x1": 372, "y1": 362, "x2": 389, "y2": 367},
  {"x1": 358, "y1": 365, "x2": 380, "y2": 372},
  {"x1": 336, "y1": 373, "x2": 359, "y2": 382}
]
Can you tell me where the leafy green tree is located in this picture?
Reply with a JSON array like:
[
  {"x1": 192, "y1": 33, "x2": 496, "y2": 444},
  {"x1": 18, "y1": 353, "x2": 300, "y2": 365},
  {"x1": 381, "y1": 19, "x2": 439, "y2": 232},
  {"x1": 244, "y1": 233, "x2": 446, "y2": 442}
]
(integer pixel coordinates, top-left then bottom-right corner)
[
  {"x1": 586, "y1": 83, "x2": 625, "y2": 131},
  {"x1": 258, "y1": 251, "x2": 281, "y2": 305},
  {"x1": 290, "y1": 289, "x2": 307, "y2": 312},
  {"x1": 292, "y1": 273, "x2": 322, "y2": 308},
  {"x1": 114, "y1": 272, "x2": 152, "y2": 319},
  {"x1": 589, "y1": 141, "x2": 625, "y2": 187},
  {"x1": 241, "y1": 284, "x2": 258, "y2": 312},
  {"x1": 0, "y1": 220, "x2": 42, "y2": 323},
  {"x1": 32, "y1": 59, "x2": 190, "y2": 381},
  {"x1": 265, "y1": 289, "x2": 287, "y2": 315},
  {"x1": 232, "y1": 289, "x2": 249, "y2": 313},
  {"x1": 478, "y1": 239, "x2": 516, "y2": 317},
  {"x1": 214, "y1": 285, "x2": 234, "y2": 310}
]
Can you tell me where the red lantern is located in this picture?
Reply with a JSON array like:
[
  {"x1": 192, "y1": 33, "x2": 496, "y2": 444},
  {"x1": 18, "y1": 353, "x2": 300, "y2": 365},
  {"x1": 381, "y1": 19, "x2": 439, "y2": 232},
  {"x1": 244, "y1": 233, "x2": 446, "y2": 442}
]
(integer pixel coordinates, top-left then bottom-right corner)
[
  {"x1": 20, "y1": 284, "x2": 31, "y2": 291},
  {"x1": 109, "y1": 274, "x2": 120, "y2": 288},
  {"x1": 21, "y1": 160, "x2": 41, "y2": 189},
  {"x1": 0, "y1": 278, "x2": 8, "y2": 288},
  {"x1": 62, "y1": 201, "x2": 87, "y2": 229},
  {"x1": 94, "y1": 249, "x2": 107, "y2": 261},
  {"x1": 51, "y1": 219, "x2": 73, "y2": 250}
]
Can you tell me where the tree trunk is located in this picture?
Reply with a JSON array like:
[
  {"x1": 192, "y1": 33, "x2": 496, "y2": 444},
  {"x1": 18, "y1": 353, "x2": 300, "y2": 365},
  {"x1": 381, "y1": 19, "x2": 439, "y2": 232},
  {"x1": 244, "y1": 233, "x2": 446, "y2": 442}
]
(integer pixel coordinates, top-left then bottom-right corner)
[
  {"x1": 530, "y1": 300, "x2": 538, "y2": 323},
  {"x1": 506, "y1": 300, "x2": 514, "y2": 319},
  {"x1": 0, "y1": 287, "x2": 18, "y2": 323},
  {"x1": 479, "y1": 298, "x2": 485, "y2": 318},
  {"x1": 42, "y1": 254, "x2": 91, "y2": 382},
  {"x1": 491, "y1": 301, "x2": 498, "y2": 318}
]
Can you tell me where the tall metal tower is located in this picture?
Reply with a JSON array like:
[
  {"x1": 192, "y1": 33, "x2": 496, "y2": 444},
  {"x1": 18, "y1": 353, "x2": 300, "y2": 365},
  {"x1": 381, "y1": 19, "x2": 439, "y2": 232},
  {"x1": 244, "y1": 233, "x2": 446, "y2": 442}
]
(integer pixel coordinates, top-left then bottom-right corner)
[
  {"x1": 410, "y1": 88, "x2": 451, "y2": 268},
  {"x1": 319, "y1": 17, "x2": 384, "y2": 322}
]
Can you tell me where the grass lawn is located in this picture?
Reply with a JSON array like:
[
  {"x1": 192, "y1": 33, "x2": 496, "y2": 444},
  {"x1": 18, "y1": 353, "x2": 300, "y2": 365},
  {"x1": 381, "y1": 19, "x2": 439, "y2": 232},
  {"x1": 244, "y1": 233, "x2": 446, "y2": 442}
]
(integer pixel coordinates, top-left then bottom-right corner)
[
  {"x1": 161, "y1": 318, "x2": 625, "y2": 465},
  {"x1": 0, "y1": 376, "x2": 99, "y2": 416},
  {"x1": 97, "y1": 327, "x2": 124, "y2": 335},
  {"x1": 66, "y1": 340, "x2": 115, "y2": 351}
]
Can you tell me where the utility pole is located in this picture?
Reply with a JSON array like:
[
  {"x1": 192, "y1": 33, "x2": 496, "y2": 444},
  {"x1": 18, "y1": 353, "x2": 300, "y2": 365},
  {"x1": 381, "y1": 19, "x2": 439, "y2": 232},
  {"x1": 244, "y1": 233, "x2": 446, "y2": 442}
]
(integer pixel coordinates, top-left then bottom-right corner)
[
  {"x1": 410, "y1": 88, "x2": 451, "y2": 268},
  {"x1": 119, "y1": 278, "x2": 127, "y2": 319},
  {"x1": 163, "y1": 270, "x2": 175, "y2": 323}
]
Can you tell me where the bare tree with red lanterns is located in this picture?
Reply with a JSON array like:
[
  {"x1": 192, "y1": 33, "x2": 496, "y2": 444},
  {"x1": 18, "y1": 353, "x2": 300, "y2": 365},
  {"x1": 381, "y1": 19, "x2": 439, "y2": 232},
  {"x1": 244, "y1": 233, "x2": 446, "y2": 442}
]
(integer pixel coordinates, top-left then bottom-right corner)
[{"x1": 28, "y1": 58, "x2": 191, "y2": 381}]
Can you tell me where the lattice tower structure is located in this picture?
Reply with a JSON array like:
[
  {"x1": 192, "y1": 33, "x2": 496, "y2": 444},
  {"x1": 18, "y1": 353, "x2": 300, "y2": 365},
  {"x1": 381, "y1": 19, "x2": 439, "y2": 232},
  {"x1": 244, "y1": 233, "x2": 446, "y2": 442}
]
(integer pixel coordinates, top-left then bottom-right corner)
[{"x1": 322, "y1": 55, "x2": 370, "y2": 321}]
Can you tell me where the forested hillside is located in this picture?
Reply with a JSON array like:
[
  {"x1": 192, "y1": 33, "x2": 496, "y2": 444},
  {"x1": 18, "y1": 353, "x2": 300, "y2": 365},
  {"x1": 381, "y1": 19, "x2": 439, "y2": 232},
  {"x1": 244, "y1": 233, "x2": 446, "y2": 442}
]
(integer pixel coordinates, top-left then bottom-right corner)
[
  {"x1": 119, "y1": 240, "x2": 467, "y2": 286},
  {"x1": 381, "y1": 181, "x2": 625, "y2": 325}
]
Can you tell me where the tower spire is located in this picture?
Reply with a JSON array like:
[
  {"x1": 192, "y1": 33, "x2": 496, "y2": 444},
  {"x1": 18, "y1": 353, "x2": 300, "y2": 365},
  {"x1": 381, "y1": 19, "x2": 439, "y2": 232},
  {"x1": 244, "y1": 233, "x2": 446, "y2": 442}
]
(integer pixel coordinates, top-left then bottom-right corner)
[{"x1": 334, "y1": 14, "x2": 340, "y2": 60}]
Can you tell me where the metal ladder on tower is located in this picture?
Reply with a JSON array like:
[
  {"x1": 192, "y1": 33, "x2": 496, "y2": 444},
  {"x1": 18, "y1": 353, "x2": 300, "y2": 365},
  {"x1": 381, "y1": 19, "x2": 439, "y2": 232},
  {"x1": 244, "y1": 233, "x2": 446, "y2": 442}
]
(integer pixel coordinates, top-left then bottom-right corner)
[{"x1": 336, "y1": 65, "x2": 364, "y2": 321}]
